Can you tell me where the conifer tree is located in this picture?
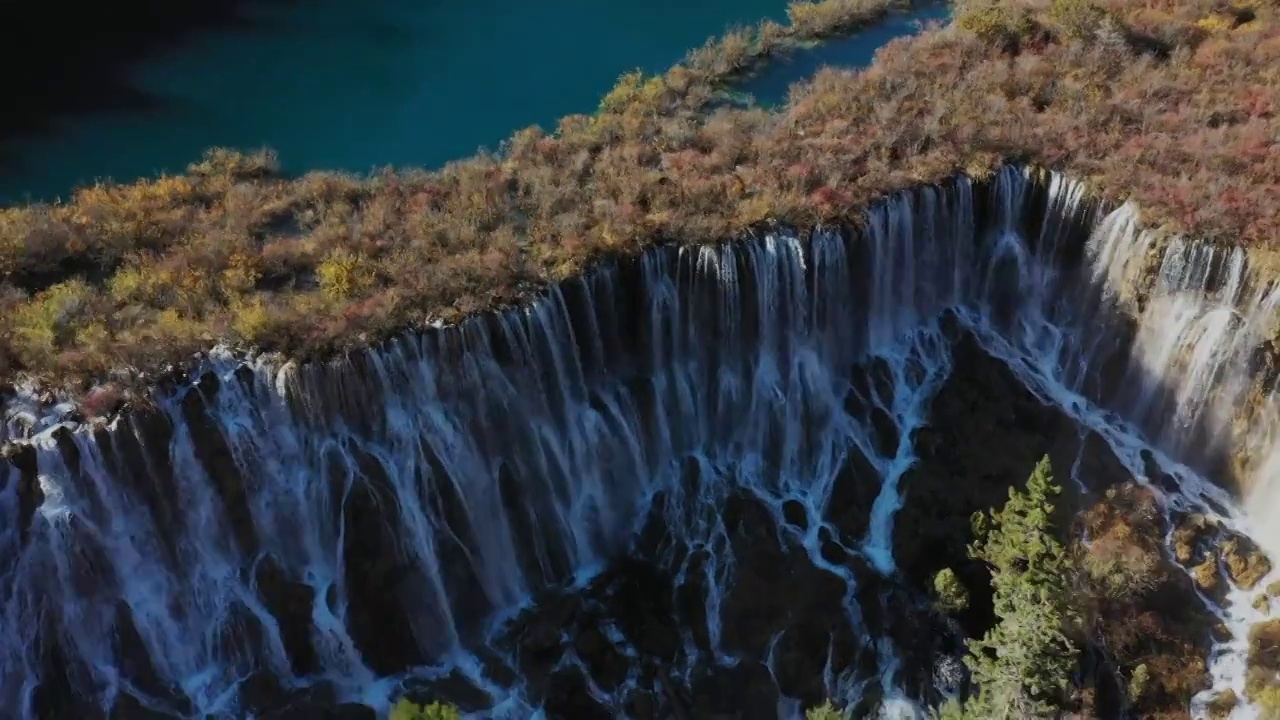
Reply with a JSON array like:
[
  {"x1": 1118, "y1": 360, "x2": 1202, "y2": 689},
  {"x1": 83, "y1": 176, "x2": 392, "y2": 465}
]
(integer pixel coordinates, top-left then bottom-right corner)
[{"x1": 941, "y1": 455, "x2": 1080, "y2": 719}]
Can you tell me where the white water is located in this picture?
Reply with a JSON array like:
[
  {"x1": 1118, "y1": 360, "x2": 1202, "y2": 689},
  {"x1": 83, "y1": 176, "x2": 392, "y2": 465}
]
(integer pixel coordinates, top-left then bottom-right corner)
[{"x1": 1, "y1": 167, "x2": 1278, "y2": 719}]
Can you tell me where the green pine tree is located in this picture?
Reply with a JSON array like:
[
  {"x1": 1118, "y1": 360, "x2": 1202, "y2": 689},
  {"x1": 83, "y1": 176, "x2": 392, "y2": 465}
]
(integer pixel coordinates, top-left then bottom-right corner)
[{"x1": 941, "y1": 455, "x2": 1080, "y2": 719}]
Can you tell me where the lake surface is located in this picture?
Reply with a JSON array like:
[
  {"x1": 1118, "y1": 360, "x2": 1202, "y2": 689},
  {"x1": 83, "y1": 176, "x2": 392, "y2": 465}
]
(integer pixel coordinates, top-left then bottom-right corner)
[
  {"x1": 0, "y1": 0, "x2": 944, "y2": 204},
  {"x1": 742, "y1": 3, "x2": 951, "y2": 105}
]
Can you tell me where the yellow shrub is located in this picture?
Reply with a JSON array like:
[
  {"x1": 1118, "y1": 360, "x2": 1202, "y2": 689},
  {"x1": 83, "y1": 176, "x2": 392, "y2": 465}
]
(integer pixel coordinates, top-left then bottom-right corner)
[
  {"x1": 13, "y1": 281, "x2": 95, "y2": 354},
  {"x1": 149, "y1": 308, "x2": 208, "y2": 343},
  {"x1": 957, "y1": 1, "x2": 1035, "y2": 43},
  {"x1": 387, "y1": 698, "x2": 460, "y2": 720},
  {"x1": 1049, "y1": 0, "x2": 1111, "y2": 38},
  {"x1": 229, "y1": 298, "x2": 272, "y2": 342},
  {"x1": 0, "y1": 207, "x2": 37, "y2": 277},
  {"x1": 65, "y1": 175, "x2": 201, "y2": 257},
  {"x1": 72, "y1": 175, "x2": 198, "y2": 217},
  {"x1": 108, "y1": 268, "x2": 145, "y2": 303},
  {"x1": 186, "y1": 147, "x2": 280, "y2": 181},
  {"x1": 1195, "y1": 14, "x2": 1235, "y2": 33},
  {"x1": 598, "y1": 71, "x2": 669, "y2": 115},
  {"x1": 317, "y1": 248, "x2": 377, "y2": 300},
  {"x1": 736, "y1": 195, "x2": 776, "y2": 225},
  {"x1": 74, "y1": 322, "x2": 112, "y2": 353},
  {"x1": 220, "y1": 253, "x2": 262, "y2": 297}
]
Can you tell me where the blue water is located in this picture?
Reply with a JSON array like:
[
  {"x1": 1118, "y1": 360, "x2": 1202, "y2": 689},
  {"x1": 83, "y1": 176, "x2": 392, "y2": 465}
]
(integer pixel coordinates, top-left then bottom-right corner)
[
  {"x1": 0, "y1": 0, "x2": 945, "y2": 204},
  {"x1": 742, "y1": 3, "x2": 951, "y2": 105}
]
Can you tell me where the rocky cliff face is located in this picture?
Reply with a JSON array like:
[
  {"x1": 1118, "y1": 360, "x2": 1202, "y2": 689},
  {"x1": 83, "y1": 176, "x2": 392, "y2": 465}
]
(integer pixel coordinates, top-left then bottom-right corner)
[{"x1": 2, "y1": 167, "x2": 1278, "y2": 719}]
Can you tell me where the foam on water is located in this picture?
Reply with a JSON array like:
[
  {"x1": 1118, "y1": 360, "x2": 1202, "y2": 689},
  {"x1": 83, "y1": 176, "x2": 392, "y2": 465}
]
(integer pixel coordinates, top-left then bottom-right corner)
[{"x1": 2, "y1": 167, "x2": 1278, "y2": 718}]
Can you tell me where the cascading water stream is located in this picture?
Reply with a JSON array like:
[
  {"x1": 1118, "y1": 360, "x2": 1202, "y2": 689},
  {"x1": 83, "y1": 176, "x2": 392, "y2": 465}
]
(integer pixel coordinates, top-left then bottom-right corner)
[{"x1": 1, "y1": 166, "x2": 1278, "y2": 719}]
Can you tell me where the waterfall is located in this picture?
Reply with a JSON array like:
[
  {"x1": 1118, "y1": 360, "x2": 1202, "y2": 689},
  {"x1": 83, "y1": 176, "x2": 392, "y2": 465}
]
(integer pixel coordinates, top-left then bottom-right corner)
[{"x1": 2, "y1": 166, "x2": 1278, "y2": 719}]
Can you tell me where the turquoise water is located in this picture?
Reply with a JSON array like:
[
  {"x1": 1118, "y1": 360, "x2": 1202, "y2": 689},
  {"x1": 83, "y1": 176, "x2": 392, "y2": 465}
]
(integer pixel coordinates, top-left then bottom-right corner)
[
  {"x1": 742, "y1": 3, "x2": 951, "y2": 105},
  {"x1": 0, "y1": 0, "x2": 943, "y2": 204}
]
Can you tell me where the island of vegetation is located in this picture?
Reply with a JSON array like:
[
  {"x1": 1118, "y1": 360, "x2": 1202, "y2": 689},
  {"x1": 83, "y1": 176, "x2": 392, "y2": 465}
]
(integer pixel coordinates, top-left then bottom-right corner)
[{"x1": 1, "y1": 0, "x2": 1277, "y2": 717}]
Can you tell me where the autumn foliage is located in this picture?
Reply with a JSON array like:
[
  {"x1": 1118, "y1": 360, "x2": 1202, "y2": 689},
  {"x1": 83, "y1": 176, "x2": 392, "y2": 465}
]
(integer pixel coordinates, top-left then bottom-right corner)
[{"x1": 0, "y1": 0, "x2": 1276, "y2": 401}]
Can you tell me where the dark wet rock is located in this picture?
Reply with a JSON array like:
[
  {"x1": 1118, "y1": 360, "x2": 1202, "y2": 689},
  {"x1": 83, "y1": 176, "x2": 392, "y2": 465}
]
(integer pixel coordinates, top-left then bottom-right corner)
[
  {"x1": 890, "y1": 330, "x2": 1069, "y2": 588},
  {"x1": 868, "y1": 406, "x2": 900, "y2": 458},
  {"x1": 341, "y1": 447, "x2": 431, "y2": 675},
  {"x1": 473, "y1": 646, "x2": 519, "y2": 688},
  {"x1": 688, "y1": 661, "x2": 780, "y2": 720},
  {"x1": 845, "y1": 360, "x2": 899, "y2": 459},
  {"x1": 608, "y1": 561, "x2": 682, "y2": 663},
  {"x1": 1063, "y1": 429, "x2": 1135, "y2": 492},
  {"x1": 782, "y1": 499, "x2": 809, "y2": 531},
  {"x1": 635, "y1": 490, "x2": 672, "y2": 559},
  {"x1": 403, "y1": 670, "x2": 494, "y2": 713},
  {"x1": 1153, "y1": 472, "x2": 1181, "y2": 495},
  {"x1": 416, "y1": 439, "x2": 495, "y2": 640},
  {"x1": 2, "y1": 442, "x2": 43, "y2": 545},
  {"x1": 328, "y1": 705, "x2": 378, "y2": 720},
  {"x1": 621, "y1": 686, "x2": 662, "y2": 719},
  {"x1": 771, "y1": 617, "x2": 862, "y2": 707},
  {"x1": 720, "y1": 491, "x2": 849, "y2": 661},
  {"x1": 236, "y1": 671, "x2": 290, "y2": 716},
  {"x1": 32, "y1": 618, "x2": 109, "y2": 720},
  {"x1": 497, "y1": 462, "x2": 573, "y2": 589},
  {"x1": 674, "y1": 548, "x2": 715, "y2": 654},
  {"x1": 254, "y1": 681, "x2": 376, "y2": 720},
  {"x1": 497, "y1": 591, "x2": 578, "y2": 689},
  {"x1": 823, "y1": 442, "x2": 881, "y2": 542},
  {"x1": 108, "y1": 692, "x2": 183, "y2": 719},
  {"x1": 544, "y1": 665, "x2": 612, "y2": 720},
  {"x1": 574, "y1": 622, "x2": 630, "y2": 691},
  {"x1": 253, "y1": 555, "x2": 319, "y2": 676},
  {"x1": 215, "y1": 602, "x2": 275, "y2": 691},
  {"x1": 492, "y1": 476, "x2": 877, "y2": 718},
  {"x1": 111, "y1": 602, "x2": 192, "y2": 714},
  {"x1": 179, "y1": 388, "x2": 256, "y2": 556}
]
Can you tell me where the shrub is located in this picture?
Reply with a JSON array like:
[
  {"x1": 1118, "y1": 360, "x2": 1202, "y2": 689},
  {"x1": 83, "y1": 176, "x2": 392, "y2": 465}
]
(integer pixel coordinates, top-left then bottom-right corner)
[
  {"x1": 229, "y1": 298, "x2": 273, "y2": 343},
  {"x1": 1127, "y1": 663, "x2": 1150, "y2": 702},
  {"x1": 805, "y1": 700, "x2": 846, "y2": 719},
  {"x1": 186, "y1": 147, "x2": 280, "y2": 181},
  {"x1": 317, "y1": 248, "x2": 378, "y2": 301},
  {"x1": 1047, "y1": 0, "x2": 1111, "y2": 39},
  {"x1": 1080, "y1": 531, "x2": 1163, "y2": 600},
  {"x1": 933, "y1": 567, "x2": 970, "y2": 614},
  {"x1": 598, "y1": 71, "x2": 670, "y2": 115},
  {"x1": 388, "y1": 699, "x2": 461, "y2": 720},
  {"x1": 12, "y1": 280, "x2": 95, "y2": 359},
  {"x1": 220, "y1": 252, "x2": 262, "y2": 298},
  {"x1": 786, "y1": 0, "x2": 886, "y2": 38},
  {"x1": 955, "y1": 0, "x2": 1035, "y2": 45}
]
